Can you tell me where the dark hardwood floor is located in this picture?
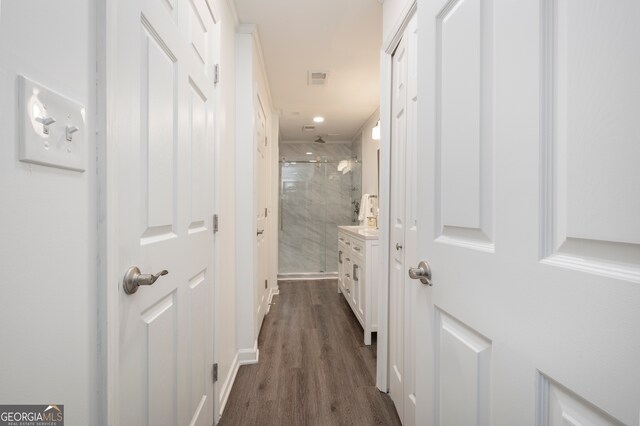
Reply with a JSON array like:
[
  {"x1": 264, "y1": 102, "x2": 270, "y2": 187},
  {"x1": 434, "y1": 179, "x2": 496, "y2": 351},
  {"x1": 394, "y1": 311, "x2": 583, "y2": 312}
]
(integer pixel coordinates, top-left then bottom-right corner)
[{"x1": 218, "y1": 279, "x2": 401, "y2": 426}]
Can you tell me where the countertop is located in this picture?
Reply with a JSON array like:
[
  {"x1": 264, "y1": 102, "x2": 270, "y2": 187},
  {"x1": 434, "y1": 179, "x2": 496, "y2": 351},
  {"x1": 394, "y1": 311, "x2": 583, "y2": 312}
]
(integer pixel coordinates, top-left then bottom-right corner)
[{"x1": 337, "y1": 225, "x2": 379, "y2": 240}]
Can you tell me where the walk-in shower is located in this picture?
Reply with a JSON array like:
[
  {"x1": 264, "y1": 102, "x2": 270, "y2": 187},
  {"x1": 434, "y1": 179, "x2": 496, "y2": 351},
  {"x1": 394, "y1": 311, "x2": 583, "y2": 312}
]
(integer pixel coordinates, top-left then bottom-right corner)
[{"x1": 278, "y1": 142, "x2": 361, "y2": 276}]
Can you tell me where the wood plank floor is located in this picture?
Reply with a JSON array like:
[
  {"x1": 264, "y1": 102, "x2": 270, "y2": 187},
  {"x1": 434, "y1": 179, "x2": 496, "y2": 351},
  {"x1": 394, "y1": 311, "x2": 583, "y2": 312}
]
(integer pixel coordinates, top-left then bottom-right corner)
[{"x1": 219, "y1": 279, "x2": 401, "y2": 426}]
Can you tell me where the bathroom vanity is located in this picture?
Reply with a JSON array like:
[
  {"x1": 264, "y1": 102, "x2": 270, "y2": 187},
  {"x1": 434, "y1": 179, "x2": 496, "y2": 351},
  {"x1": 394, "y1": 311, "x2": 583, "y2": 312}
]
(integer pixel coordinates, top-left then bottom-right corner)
[{"x1": 337, "y1": 226, "x2": 379, "y2": 345}]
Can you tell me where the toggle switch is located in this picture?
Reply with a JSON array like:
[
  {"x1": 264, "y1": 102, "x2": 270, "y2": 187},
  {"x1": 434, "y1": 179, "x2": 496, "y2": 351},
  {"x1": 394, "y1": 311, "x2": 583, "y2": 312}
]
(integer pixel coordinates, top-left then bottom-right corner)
[
  {"x1": 66, "y1": 125, "x2": 79, "y2": 141},
  {"x1": 35, "y1": 116, "x2": 56, "y2": 134}
]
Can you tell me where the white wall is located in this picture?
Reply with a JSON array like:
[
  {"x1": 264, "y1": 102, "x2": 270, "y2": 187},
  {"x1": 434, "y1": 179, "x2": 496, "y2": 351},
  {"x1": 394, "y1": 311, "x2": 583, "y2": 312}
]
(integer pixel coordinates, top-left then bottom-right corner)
[
  {"x1": 0, "y1": 1, "x2": 98, "y2": 424},
  {"x1": 235, "y1": 23, "x2": 276, "y2": 351},
  {"x1": 354, "y1": 109, "x2": 381, "y2": 197},
  {"x1": 228, "y1": 22, "x2": 277, "y2": 418},
  {"x1": 213, "y1": 0, "x2": 240, "y2": 420}
]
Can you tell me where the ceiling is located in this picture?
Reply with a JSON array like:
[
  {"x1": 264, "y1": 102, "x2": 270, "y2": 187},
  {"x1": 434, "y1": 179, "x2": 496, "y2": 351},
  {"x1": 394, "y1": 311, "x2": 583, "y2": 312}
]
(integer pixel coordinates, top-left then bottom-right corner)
[{"x1": 234, "y1": 0, "x2": 382, "y2": 142}]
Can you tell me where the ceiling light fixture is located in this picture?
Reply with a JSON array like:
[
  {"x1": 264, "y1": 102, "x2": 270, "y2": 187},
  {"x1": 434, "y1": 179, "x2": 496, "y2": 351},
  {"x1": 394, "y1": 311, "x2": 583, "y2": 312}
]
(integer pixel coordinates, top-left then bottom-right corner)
[
  {"x1": 313, "y1": 116, "x2": 324, "y2": 123},
  {"x1": 306, "y1": 152, "x2": 313, "y2": 155}
]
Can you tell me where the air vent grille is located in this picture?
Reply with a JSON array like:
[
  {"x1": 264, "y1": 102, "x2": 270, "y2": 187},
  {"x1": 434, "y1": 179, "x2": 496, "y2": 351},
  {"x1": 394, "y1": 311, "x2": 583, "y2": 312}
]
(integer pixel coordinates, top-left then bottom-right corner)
[
  {"x1": 302, "y1": 125, "x2": 315, "y2": 132},
  {"x1": 308, "y1": 71, "x2": 328, "y2": 85}
]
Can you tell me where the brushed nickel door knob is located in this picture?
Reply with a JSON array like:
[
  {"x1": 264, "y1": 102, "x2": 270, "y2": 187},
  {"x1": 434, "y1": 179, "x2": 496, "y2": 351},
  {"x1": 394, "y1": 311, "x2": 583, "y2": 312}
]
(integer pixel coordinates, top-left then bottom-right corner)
[
  {"x1": 123, "y1": 266, "x2": 169, "y2": 295},
  {"x1": 408, "y1": 261, "x2": 432, "y2": 286}
]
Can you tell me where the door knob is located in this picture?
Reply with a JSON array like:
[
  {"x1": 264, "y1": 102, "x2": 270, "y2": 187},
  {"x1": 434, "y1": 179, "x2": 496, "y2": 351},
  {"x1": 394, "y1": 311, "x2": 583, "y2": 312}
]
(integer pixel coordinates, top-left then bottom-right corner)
[
  {"x1": 123, "y1": 266, "x2": 169, "y2": 295},
  {"x1": 396, "y1": 243, "x2": 403, "y2": 250},
  {"x1": 408, "y1": 261, "x2": 432, "y2": 286}
]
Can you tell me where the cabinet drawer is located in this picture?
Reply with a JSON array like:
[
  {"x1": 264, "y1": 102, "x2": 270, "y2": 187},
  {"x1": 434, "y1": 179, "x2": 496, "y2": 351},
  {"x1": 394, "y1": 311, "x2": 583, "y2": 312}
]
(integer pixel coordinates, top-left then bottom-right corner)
[
  {"x1": 338, "y1": 233, "x2": 349, "y2": 245},
  {"x1": 351, "y1": 240, "x2": 364, "y2": 255}
]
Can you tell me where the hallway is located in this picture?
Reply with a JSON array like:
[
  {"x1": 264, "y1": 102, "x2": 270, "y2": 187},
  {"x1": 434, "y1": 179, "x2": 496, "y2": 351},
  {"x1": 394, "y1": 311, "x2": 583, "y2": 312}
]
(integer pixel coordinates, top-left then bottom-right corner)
[{"x1": 219, "y1": 280, "x2": 401, "y2": 425}]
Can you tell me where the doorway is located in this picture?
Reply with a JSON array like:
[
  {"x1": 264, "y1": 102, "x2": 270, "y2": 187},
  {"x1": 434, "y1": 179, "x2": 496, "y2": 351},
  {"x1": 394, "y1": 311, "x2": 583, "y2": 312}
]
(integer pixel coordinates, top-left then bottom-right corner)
[{"x1": 278, "y1": 143, "x2": 361, "y2": 276}]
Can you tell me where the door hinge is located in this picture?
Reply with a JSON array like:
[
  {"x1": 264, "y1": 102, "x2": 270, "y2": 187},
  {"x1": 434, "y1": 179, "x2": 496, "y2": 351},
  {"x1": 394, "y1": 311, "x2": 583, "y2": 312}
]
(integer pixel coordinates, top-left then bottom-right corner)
[
  {"x1": 212, "y1": 363, "x2": 218, "y2": 382},
  {"x1": 265, "y1": 207, "x2": 268, "y2": 218},
  {"x1": 213, "y1": 214, "x2": 219, "y2": 233},
  {"x1": 214, "y1": 64, "x2": 220, "y2": 85},
  {"x1": 265, "y1": 279, "x2": 268, "y2": 289}
]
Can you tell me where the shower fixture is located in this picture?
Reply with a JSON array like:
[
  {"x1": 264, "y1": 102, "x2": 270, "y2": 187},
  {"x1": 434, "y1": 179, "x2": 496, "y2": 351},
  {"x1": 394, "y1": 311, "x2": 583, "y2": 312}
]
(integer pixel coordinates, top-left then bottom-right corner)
[{"x1": 314, "y1": 135, "x2": 326, "y2": 144}]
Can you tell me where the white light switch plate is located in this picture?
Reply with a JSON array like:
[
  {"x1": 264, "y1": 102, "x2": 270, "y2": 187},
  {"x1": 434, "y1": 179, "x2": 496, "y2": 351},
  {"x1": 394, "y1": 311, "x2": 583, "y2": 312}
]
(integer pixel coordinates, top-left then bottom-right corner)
[{"x1": 18, "y1": 75, "x2": 86, "y2": 172}]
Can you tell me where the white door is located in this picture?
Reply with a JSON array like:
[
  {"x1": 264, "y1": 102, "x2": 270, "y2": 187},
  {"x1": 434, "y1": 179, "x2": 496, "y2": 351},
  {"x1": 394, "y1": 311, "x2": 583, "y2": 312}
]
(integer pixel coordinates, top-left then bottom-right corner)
[
  {"x1": 255, "y1": 96, "x2": 269, "y2": 331},
  {"x1": 114, "y1": 0, "x2": 216, "y2": 424},
  {"x1": 414, "y1": 0, "x2": 640, "y2": 424},
  {"x1": 388, "y1": 14, "x2": 418, "y2": 425}
]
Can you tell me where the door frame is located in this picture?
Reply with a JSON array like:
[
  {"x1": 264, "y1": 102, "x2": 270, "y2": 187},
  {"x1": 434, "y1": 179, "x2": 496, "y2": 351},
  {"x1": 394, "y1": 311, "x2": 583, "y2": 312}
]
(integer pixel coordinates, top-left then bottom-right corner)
[
  {"x1": 97, "y1": 1, "x2": 220, "y2": 423},
  {"x1": 377, "y1": 0, "x2": 417, "y2": 392}
]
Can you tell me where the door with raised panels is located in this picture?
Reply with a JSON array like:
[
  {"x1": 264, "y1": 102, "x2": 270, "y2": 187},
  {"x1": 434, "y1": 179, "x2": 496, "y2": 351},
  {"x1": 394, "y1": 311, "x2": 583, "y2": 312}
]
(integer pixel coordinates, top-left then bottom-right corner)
[
  {"x1": 114, "y1": 0, "x2": 217, "y2": 424},
  {"x1": 414, "y1": 0, "x2": 640, "y2": 424},
  {"x1": 255, "y1": 96, "x2": 268, "y2": 331},
  {"x1": 388, "y1": 14, "x2": 418, "y2": 426}
]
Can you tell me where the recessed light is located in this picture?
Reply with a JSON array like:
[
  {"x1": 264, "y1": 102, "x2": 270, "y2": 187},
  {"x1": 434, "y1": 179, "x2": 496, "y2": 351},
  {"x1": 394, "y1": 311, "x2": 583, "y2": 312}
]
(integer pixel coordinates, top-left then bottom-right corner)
[
  {"x1": 306, "y1": 152, "x2": 313, "y2": 155},
  {"x1": 313, "y1": 116, "x2": 324, "y2": 123}
]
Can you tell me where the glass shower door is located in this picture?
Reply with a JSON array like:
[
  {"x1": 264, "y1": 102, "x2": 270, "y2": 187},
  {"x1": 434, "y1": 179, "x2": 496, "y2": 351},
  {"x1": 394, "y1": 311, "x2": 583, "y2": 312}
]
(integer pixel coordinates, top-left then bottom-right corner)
[{"x1": 279, "y1": 159, "x2": 361, "y2": 275}]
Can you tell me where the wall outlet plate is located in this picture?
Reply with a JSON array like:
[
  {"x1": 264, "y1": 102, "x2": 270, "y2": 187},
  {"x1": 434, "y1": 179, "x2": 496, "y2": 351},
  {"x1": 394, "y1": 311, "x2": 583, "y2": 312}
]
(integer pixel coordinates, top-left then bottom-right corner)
[{"x1": 18, "y1": 75, "x2": 86, "y2": 172}]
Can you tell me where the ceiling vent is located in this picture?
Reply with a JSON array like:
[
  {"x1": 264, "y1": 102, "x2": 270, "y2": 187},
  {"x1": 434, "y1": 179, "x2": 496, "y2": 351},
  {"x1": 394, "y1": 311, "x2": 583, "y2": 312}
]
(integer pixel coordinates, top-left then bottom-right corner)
[
  {"x1": 302, "y1": 125, "x2": 316, "y2": 132},
  {"x1": 308, "y1": 71, "x2": 329, "y2": 85}
]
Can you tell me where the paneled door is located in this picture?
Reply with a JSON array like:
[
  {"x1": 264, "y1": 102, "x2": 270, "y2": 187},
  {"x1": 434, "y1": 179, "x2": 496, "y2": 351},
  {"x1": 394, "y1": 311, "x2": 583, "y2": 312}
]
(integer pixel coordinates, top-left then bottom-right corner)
[
  {"x1": 255, "y1": 96, "x2": 268, "y2": 331},
  {"x1": 388, "y1": 14, "x2": 418, "y2": 425},
  {"x1": 113, "y1": 0, "x2": 217, "y2": 424},
  {"x1": 414, "y1": 0, "x2": 640, "y2": 424}
]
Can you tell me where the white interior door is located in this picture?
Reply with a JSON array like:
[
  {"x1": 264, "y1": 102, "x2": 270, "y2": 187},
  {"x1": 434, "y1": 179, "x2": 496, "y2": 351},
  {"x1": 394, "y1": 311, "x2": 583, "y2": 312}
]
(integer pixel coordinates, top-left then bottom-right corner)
[
  {"x1": 388, "y1": 31, "x2": 408, "y2": 423},
  {"x1": 255, "y1": 97, "x2": 268, "y2": 330},
  {"x1": 414, "y1": 0, "x2": 640, "y2": 424},
  {"x1": 388, "y1": 14, "x2": 418, "y2": 425},
  {"x1": 114, "y1": 0, "x2": 216, "y2": 424},
  {"x1": 401, "y1": 16, "x2": 419, "y2": 426}
]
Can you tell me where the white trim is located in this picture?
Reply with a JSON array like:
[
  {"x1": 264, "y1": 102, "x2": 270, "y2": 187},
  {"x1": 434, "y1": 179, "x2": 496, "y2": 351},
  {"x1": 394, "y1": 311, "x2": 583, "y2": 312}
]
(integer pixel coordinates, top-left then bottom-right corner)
[
  {"x1": 265, "y1": 285, "x2": 280, "y2": 314},
  {"x1": 100, "y1": 0, "x2": 120, "y2": 424},
  {"x1": 377, "y1": 1, "x2": 417, "y2": 393},
  {"x1": 236, "y1": 24, "x2": 275, "y2": 112},
  {"x1": 210, "y1": 10, "x2": 221, "y2": 423},
  {"x1": 235, "y1": 30, "x2": 258, "y2": 353},
  {"x1": 225, "y1": 0, "x2": 239, "y2": 26},
  {"x1": 382, "y1": 0, "x2": 417, "y2": 54},
  {"x1": 216, "y1": 338, "x2": 260, "y2": 421},
  {"x1": 237, "y1": 339, "x2": 260, "y2": 365},
  {"x1": 376, "y1": 51, "x2": 391, "y2": 392},
  {"x1": 217, "y1": 353, "x2": 240, "y2": 421}
]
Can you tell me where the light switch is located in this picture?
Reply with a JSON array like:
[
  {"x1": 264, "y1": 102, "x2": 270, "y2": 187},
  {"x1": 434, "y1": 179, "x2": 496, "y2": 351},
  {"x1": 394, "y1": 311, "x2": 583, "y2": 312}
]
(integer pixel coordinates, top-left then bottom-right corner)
[{"x1": 18, "y1": 75, "x2": 86, "y2": 172}]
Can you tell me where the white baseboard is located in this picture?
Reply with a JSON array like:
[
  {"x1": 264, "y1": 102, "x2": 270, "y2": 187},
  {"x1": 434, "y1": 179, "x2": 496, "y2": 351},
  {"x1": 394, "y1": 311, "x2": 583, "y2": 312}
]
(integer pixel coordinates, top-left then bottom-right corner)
[
  {"x1": 216, "y1": 340, "x2": 259, "y2": 422},
  {"x1": 266, "y1": 285, "x2": 279, "y2": 314},
  {"x1": 217, "y1": 352, "x2": 240, "y2": 421},
  {"x1": 237, "y1": 339, "x2": 259, "y2": 365}
]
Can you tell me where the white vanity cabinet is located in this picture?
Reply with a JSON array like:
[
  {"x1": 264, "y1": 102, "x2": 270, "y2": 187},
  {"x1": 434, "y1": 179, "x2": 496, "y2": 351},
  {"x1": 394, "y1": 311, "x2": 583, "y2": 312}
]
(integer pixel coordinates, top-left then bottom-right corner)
[{"x1": 337, "y1": 226, "x2": 379, "y2": 345}]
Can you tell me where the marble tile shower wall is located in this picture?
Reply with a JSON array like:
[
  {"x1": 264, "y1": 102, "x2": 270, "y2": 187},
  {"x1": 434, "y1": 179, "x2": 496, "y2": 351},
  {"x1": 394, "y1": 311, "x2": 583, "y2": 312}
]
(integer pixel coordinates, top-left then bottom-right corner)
[{"x1": 279, "y1": 143, "x2": 361, "y2": 274}]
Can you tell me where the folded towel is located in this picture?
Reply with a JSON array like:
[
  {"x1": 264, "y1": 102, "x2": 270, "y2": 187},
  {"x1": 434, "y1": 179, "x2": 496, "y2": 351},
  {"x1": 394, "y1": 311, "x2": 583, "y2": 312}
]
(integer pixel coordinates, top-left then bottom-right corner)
[{"x1": 358, "y1": 193, "x2": 370, "y2": 223}]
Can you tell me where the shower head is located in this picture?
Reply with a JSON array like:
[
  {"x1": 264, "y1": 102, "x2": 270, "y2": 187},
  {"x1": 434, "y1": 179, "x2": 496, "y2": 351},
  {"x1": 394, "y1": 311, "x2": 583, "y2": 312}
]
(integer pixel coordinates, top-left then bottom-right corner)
[{"x1": 314, "y1": 135, "x2": 326, "y2": 144}]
